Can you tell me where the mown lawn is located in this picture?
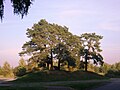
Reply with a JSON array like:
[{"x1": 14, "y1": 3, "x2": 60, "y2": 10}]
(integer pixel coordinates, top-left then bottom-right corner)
[{"x1": 13, "y1": 70, "x2": 108, "y2": 83}]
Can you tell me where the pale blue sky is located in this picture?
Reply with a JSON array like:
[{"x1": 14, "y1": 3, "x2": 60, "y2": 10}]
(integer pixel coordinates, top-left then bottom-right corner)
[{"x1": 0, "y1": 0, "x2": 120, "y2": 66}]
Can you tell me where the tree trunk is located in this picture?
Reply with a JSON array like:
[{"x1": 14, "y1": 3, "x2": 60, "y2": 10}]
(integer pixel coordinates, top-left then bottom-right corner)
[
  {"x1": 47, "y1": 62, "x2": 49, "y2": 70},
  {"x1": 85, "y1": 57, "x2": 87, "y2": 71},
  {"x1": 85, "y1": 49, "x2": 88, "y2": 72},
  {"x1": 50, "y1": 49, "x2": 53, "y2": 70},
  {"x1": 58, "y1": 59, "x2": 60, "y2": 70},
  {"x1": 76, "y1": 56, "x2": 80, "y2": 69},
  {"x1": 58, "y1": 43, "x2": 60, "y2": 70}
]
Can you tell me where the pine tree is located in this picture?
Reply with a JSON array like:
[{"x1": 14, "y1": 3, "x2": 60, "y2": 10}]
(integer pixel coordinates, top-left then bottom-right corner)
[
  {"x1": 2, "y1": 61, "x2": 14, "y2": 77},
  {"x1": 19, "y1": 19, "x2": 82, "y2": 71},
  {"x1": 80, "y1": 33, "x2": 103, "y2": 71}
]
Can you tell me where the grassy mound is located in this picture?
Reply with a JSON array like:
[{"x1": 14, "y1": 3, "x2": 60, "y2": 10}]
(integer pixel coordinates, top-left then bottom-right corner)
[{"x1": 13, "y1": 70, "x2": 107, "y2": 82}]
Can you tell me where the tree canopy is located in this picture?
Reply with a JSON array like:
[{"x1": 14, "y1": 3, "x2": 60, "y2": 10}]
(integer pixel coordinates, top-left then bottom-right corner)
[
  {"x1": 20, "y1": 19, "x2": 103, "y2": 71},
  {"x1": 20, "y1": 19, "x2": 82, "y2": 71},
  {"x1": 0, "y1": 0, "x2": 34, "y2": 20}
]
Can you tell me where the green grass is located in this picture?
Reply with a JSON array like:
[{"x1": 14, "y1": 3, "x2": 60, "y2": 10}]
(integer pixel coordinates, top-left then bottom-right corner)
[{"x1": 13, "y1": 70, "x2": 108, "y2": 83}]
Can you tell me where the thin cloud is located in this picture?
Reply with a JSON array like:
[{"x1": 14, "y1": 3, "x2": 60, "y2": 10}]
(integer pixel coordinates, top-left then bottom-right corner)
[
  {"x1": 99, "y1": 21, "x2": 120, "y2": 32},
  {"x1": 58, "y1": 9, "x2": 98, "y2": 19},
  {"x1": 59, "y1": 10, "x2": 81, "y2": 18}
]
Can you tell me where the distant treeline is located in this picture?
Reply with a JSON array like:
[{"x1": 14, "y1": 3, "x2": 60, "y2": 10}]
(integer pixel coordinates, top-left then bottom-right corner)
[{"x1": 0, "y1": 58, "x2": 119, "y2": 78}]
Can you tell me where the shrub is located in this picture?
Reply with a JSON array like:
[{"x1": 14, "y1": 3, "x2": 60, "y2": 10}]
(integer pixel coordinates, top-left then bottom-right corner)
[
  {"x1": 14, "y1": 66, "x2": 26, "y2": 77},
  {"x1": 105, "y1": 69, "x2": 120, "y2": 78}
]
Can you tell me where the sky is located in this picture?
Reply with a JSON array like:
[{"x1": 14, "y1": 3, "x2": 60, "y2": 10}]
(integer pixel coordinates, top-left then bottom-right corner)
[{"x1": 0, "y1": 0, "x2": 120, "y2": 67}]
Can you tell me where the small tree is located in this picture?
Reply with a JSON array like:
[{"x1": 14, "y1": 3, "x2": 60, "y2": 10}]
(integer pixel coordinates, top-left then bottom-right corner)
[
  {"x1": 2, "y1": 61, "x2": 14, "y2": 77},
  {"x1": 80, "y1": 33, "x2": 104, "y2": 71},
  {"x1": 100, "y1": 63, "x2": 111, "y2": 74},
  {"x1": 13, "y1": 58, "x2": 27, "y2": 77},
  {"x1": 19, "y1": 58, "x2": 26, "y2": 68},
  {"x1": 0, "y1": 66, "x2": 3, "y2": 75},
  {"x1": 13, "y1": 66, "x2": 26, "y2": 77}
]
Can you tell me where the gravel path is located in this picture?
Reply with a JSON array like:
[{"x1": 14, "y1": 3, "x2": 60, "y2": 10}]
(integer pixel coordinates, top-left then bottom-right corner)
[
  {"x1": 0, "y1": 78, "x2": 15, "y2": 86},
  {"x1": 91, "y1": 78, "x2": 120, "y2": 90}
]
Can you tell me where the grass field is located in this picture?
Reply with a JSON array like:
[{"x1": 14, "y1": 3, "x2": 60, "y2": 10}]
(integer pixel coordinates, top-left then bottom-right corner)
[
  {"x1": 0, "y1": 70, "x2": 109, "y2": 90},
  {"x1": 13, "y1": 70, "x2": 108, "y2": 83}
]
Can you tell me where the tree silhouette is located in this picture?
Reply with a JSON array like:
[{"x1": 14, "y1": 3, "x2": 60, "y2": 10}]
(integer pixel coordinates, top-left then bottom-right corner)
[{"x1": 0, "y1": 0, "x2": 34, "y2": 20}]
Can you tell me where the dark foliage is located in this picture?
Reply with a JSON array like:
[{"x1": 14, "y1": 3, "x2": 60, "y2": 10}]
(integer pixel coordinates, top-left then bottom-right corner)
[
  {"x1": 0, "y1": 0, "x2": 4, "y2": 20},
  {"x1": 0, "y1": 0, "x2": 34, "y2": 21},
  {"x1": 14, "y1": 66, "x2": 27, "y2": 77}
]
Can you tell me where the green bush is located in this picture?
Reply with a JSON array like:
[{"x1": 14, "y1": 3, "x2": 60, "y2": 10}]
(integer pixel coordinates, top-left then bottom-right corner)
[
  {"x1": 105, "y1": 70, "x2": 120, "y2": 78},
  {"x1": 14, "y1": 66, "x2": 26, "y2": 77}
]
